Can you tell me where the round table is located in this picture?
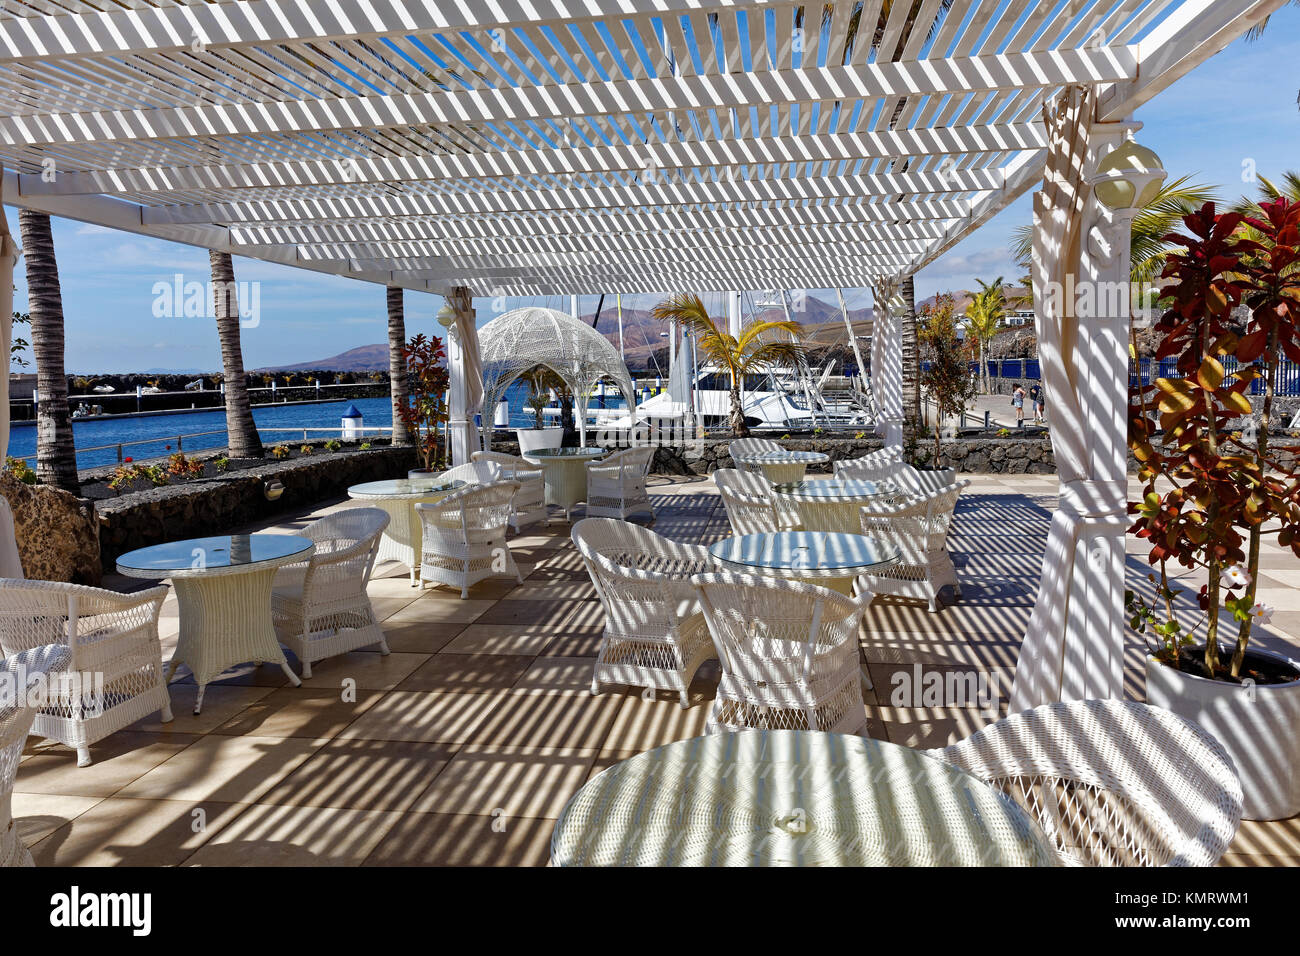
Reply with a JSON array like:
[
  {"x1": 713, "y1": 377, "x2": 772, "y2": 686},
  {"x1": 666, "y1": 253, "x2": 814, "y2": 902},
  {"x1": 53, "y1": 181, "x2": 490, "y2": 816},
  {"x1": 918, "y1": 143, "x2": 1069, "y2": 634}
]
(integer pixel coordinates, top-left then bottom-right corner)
[
  {"x1": 770, "y1": 478, "x2": 899, "y2": 533},
  {"x1": 521, "y1": 447, "x2": 606, "y2": 521},
  {"x1": 117, "y1": 534, "x2": 315, "y2": 713},
  {"x1": 347, "y1": 477, "x2": 466, "y2": 585},
  {"x1": 734, "y1": 449, "x2": 830, "y2": 484},
  {"x1": 709, "y1": 531, "x2": 899, "y2": 595},
  {"x1": 551, "y1": 730, "x2": 1056, "y2": 866}
]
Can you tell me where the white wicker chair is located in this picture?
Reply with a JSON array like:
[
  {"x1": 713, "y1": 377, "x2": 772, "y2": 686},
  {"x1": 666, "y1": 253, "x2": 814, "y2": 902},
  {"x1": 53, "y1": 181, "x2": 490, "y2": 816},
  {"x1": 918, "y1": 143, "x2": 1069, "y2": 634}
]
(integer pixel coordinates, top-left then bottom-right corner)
[
  {"x1": 728, "y1": 437, "x2": 784, "y2": 477},
  {"x1": 572, "y1": 518, "x2": 717, "y2": 708},
  {"x1": 833, "y1": 446, "x2": 901, "y2": 478},
  {"x1": 585, "y1": 446, "x2": 655, "y2": 521},
  {"x1": 0, "y1": 579, "x2": 172, "y2": 767},
  {"x1": 927, "y1": 699, "x2": 1244, "y2": 867},
  {"x1": 272, "y1": 507, "x2": 391, "y2": 678},
  {"x1": 472, "y1": 451, "x2": 547, "y2": 530},
  {"x1": 714, "y1": 468, "x2": 799, "y2": 535},
  {"x1": 416, "y1": 480, "x2": 523, "y2": 598},
  {"x1": 439, "y1": 460, "x2": 502, "y2": 486},
  {"x1": 0, "y1": 497, "x2": 22, "y2": 579},
  {"x1": 1, "y1": 644, "x2": 70, "y2": 867},
  {"x1": 855, "y1": 480, "x2": 968, "y2": 612},
  {"x1": 691, "y1": 571, "x2": 870, "y2": 734}
]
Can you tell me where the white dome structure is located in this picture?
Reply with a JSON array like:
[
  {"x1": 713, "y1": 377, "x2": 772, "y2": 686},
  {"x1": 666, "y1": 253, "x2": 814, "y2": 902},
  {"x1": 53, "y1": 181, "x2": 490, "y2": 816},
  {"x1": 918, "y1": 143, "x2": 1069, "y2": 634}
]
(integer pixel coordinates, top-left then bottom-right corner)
[{"x1": 479, "y1": 307, "x2": 636, "y2": 447}]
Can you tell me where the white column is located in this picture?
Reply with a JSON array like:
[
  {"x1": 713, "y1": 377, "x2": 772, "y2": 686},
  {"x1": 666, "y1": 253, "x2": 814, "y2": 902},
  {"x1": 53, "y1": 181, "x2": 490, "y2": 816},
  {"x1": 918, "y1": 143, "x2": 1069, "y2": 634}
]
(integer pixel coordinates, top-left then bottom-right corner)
[
  {"x1": 727, "y1": 290, "x2": 743, "y2": 338},
  {"x1": 446, "y1": 287, "x2": 481, "y2": 466},
  {"x1": 873, "y1": 281, "x2": 904, "y2": 453},
  {"x1": 1, "y1": 173, "x2": 17, "y2": 460},
  {"x1": 1010, "y1": 90, "x2": 1132, "y2": 711}
]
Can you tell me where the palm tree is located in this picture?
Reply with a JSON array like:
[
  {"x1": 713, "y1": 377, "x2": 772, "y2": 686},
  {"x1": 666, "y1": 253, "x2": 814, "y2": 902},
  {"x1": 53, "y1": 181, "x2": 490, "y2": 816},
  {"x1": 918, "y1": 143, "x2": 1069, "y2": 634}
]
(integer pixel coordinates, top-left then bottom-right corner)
[
  {"x1": 964, "y1": 278, "x2": 1006, "y2": 395},
  {"x1": 1011, "y1": 176, "x2": 1220, "y2": 286},
  {"x1": 386, "y1": 285, "x2": 411, "y2": 444},
  {"x1": 209, "y1": 251, "x2": 263, "y2": 458},
  {"x1": 18, "y1": 211, "x2": 79, "y2": 493},
  {"x1": 652, "y1": 293, "x2": 808, "y2": 437}
]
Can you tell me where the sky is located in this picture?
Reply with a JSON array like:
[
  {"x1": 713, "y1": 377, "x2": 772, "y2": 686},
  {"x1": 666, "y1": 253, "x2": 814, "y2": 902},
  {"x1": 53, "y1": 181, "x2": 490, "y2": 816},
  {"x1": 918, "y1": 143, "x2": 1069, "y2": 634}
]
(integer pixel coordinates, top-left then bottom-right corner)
[{"x1": 5, "y1": 5, "x2": 1299, "y2": 374}]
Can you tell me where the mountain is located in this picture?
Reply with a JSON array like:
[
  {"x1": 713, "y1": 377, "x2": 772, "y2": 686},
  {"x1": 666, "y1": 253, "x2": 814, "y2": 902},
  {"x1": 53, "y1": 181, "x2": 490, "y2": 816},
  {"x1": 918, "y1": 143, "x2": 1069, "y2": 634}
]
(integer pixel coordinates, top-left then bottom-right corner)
[
  {"x1": 257, "y1": 344, "x2": 391, "y2": 373},
  {"x1": 256, "y1": 294, "x2": 875, "y2": 373}
]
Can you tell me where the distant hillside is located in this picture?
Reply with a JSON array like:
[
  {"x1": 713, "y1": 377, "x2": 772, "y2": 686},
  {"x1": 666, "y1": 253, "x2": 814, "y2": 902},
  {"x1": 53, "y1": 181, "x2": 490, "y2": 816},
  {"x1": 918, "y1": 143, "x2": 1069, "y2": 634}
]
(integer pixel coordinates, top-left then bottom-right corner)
[
  {"x1": 261, "y1": 294, "x2": 874, "y2": 372},
  {"x1": 257, "y1": 344, "x2": 390, "y2": 373}
]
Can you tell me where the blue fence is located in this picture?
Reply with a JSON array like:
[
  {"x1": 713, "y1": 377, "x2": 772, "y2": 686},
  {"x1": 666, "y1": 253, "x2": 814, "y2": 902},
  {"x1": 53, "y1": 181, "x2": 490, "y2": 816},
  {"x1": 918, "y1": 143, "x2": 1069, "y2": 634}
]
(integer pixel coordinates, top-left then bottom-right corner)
[
  {"x1": 1130, "y1": 358, "x2": 1300, "y2": 395},
  {"x1": 917, "y1": 358, "x2": 1300, "y2": 395}
]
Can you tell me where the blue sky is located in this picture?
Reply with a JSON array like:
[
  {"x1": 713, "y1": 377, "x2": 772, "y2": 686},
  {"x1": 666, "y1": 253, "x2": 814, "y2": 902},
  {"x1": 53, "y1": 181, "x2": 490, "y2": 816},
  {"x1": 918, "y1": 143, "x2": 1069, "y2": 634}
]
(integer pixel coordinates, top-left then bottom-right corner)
[{"x1": 6, "y1": 6, "x2": 1299, "y2": 374}]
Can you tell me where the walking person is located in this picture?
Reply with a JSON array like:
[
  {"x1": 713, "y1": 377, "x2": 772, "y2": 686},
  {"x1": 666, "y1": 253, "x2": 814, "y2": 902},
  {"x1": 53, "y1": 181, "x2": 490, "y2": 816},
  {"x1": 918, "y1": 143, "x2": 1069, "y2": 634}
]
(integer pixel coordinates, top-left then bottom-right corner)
[
  {"x1": 1012, "y1": 382, "x2": 1026, "y2": 430},
  {"x1": 1029, "y1": 380, "x2": 1045, "y2": 425}
]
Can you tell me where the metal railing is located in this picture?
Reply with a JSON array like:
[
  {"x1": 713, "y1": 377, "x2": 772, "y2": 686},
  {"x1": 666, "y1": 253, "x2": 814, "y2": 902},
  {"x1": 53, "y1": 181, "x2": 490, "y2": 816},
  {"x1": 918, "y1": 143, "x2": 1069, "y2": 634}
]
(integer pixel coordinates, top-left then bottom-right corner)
[{"x1": 8, "y1": 425, "x2": 395, "y2": 465}]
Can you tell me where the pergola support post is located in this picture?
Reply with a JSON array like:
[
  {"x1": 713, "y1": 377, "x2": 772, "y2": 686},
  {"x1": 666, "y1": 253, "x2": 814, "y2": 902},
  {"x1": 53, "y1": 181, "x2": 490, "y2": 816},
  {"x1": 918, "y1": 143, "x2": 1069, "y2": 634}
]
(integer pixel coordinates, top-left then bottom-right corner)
[
  {"x1": 0, "y1": 174, "x2": 16, "y2": 463},
  {"x1": 446, "y1": 286, "x2": 481, "y2": 466},
  {"x1": 1010, "y1": 88, "x2": 1133, "y2": 711},
  {"x1": 872, "y1": 277, "x2": 905, "y2": 454}
]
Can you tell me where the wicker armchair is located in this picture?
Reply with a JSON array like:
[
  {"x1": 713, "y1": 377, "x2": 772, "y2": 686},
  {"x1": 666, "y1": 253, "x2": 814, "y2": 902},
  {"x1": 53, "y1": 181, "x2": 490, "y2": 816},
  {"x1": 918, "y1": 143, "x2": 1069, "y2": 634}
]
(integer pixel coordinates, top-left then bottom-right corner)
[
  {"x1": 439, "y1": 460, "x2": 502, "y2": 486},
  {"x1": 0, "y1": 580, "x2": 171, "y2": 767},
  {"x1": 572, "y1": 518, "x2": 717, "y2": 708},
  {"x1": 472, "y1": 451, "x2": 547, "y2": 530},
  {"x1": 416, "y1": 480, "x2": 523, "y2": 598},
  {"x1": 0, "y1": 498, "x2": 21, "y2": 579},
  {"x1": 585, "y1": 446, "x2": 655, "y2": 521},
  {"x1": 855, "y1": 481, "x2": 967, "y2": 612},
  {"x1": 927, "y1": 699, "x2": 1244, "y2": 866},
  {"x1": 714, "y1": 468, "x2": 798, "y2": 535},
  {"x1": 2, "y1": 644, "x2": 72, "y2": 867},
  {"x1": 272, "y1": 507, "x2": 391, "y2": 678},
  {"x1": 691, "y1": 571, "x2": 870, "y2": 734}
]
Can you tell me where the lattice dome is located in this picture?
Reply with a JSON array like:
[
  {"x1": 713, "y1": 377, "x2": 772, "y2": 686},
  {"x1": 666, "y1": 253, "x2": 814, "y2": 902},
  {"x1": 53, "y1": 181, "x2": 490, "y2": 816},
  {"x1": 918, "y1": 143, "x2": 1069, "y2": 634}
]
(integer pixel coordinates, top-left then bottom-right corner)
[{"x1": 479, "y1": 308, "x2": 636, "y2": 430}]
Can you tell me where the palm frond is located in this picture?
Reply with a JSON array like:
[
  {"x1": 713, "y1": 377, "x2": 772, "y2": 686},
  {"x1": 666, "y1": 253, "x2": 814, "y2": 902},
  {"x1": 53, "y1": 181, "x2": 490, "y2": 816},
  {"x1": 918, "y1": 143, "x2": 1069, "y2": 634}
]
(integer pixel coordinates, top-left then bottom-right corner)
[
  {"x1": 736, "y1": 341, "x2": 809, "y2": 375},
  {"x1": 735, "y1": 318, "x2": 805, "y2": 350}
]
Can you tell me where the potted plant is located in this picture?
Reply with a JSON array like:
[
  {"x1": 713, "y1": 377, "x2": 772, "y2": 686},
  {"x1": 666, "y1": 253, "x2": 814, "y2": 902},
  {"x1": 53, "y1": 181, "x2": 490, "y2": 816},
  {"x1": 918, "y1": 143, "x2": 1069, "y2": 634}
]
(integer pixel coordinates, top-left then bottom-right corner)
[
  {"x1": 399, "y1": 333, "x2": 450, "y2": 477},
  {"x1": 918, "y1": 293, "x2": 976, "y2": 472},
  {"x1": 1128, "y1": 198, "x2": 1300, "y2": 819},
  {"x1": 516, "y1": 366, "x2": 563, "y2": 455}
]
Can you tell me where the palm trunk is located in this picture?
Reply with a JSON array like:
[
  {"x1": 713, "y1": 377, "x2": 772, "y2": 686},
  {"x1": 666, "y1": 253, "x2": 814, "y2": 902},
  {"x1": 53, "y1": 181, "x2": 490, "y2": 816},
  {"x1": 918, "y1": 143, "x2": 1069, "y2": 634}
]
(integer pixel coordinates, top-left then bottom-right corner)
[
  {"x1": 729, "y1": 373, "x2": 748, "y2": 437},
  {"x1": 209, "y1": 251, "x2": 263, "y2": 458},
  {"x1": 19, "y1": 211, "x2": 79, "y2": 493},
  {"x1": 386, "y1": 285, "x2": 411, "y2": 444},
  {"x1": 901, "y1": 276, "x2": 920, "y2": 431}
]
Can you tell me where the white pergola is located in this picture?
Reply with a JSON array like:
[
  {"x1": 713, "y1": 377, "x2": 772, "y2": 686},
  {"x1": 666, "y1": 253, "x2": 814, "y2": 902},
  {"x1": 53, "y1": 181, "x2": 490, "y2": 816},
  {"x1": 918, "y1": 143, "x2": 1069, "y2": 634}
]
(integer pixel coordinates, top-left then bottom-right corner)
[{"x1": 0, "y1": 0, "x2": 1283, "y2": 708}]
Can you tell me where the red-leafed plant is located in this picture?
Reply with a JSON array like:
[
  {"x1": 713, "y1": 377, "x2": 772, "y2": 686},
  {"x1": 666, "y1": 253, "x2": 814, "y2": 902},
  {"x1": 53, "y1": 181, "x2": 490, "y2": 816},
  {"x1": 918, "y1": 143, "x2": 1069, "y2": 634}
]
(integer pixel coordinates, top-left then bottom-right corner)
[
  {"x1": 399, "y1": 333, "x2": 450, "y2": 472},
  {"x1": 1128, "y1": 198, "x2": 1300, "y2": 682}
]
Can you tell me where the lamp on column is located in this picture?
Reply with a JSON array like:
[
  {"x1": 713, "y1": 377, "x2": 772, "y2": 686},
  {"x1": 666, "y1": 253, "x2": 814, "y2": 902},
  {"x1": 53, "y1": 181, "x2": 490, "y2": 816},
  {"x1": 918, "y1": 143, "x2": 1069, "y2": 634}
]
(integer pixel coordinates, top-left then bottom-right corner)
[
  {"x1": 1087, "y1": 125, "x2": 1166, "y2": 328},
  {"x1": 436, "y1": 302, "x2": 457, "y2": 328}
]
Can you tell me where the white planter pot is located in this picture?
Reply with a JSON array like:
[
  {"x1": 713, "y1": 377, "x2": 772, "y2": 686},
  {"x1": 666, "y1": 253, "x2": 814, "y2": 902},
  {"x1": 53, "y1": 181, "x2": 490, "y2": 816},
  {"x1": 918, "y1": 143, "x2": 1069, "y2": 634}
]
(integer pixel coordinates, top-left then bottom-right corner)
[
  {"x1": 1146, "y1": 649, "x2": 1300, "y2": 820},
  {"x1": 517, "y1": 427, "x2": 563, "y2": 455}
]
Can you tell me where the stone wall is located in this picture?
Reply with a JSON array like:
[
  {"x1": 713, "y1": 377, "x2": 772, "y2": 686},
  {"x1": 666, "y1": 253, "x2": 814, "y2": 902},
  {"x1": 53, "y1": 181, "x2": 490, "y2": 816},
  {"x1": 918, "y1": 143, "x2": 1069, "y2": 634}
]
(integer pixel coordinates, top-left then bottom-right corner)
[
  {"x1": 0, "y1": 472, "x2": 102, "y2": 585},
  {"x1": 96, "y1": 444, "x2": 417, "y2": 567},
  {"x1": 636, "y1": 434, "x2": 1059, "y2": 475}
]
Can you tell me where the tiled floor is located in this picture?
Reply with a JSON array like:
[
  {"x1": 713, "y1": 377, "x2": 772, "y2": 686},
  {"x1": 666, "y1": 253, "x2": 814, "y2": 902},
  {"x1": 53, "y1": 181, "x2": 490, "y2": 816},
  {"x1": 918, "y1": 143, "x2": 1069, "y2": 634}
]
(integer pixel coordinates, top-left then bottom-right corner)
[{"x1": 13, "y1": 473, "x2": 1300, "y2": 866}]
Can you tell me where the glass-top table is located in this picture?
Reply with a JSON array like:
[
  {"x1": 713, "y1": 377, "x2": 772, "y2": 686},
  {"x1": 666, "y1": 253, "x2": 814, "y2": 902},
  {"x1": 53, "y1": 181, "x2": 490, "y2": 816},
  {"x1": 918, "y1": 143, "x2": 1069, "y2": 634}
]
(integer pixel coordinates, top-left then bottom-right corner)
[
  {"x1": 347, "y1": 478, "x2": 467, "y2": 585},
  {"x1": 521, "y1": 447, "x2": 607, "y2": 521},
  {"x1": 770, "y1": 479, "x2": 899, "y2": 533},
  {"x1": 732, "y1": 449, "x2": 830, "y2": 484},
  {"x1": 347, "y1": 477, "x2": 465, "y2": 498},
  {"x1": 117, "y1": 534, "x2": 315, "y2": 713},
  {"x1": 709, "y1": 531, "x2": 899, "y2": 584},
  {"x1": 552, "y1": 731, "x2": 1056, "y2": 866}
]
